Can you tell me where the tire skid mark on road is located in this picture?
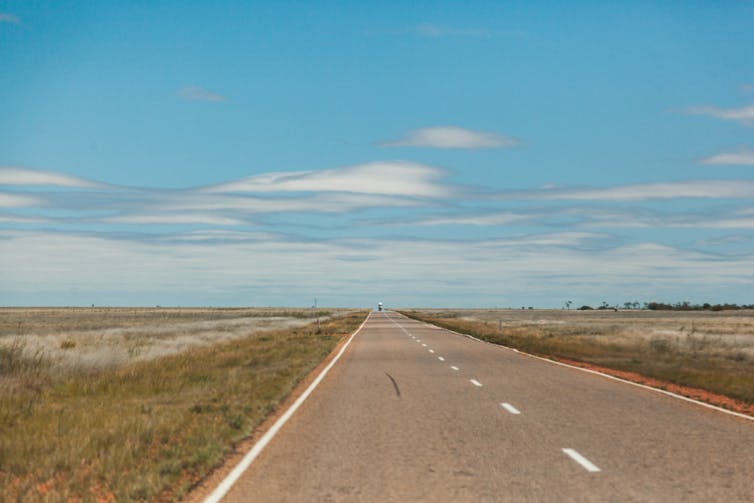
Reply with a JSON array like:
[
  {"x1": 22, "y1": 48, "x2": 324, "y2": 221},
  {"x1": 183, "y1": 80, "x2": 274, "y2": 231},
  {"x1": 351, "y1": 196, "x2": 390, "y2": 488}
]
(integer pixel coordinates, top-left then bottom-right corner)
[
  {"x1": 388, "y1": 313, "x2": 609, "y2": 478},
  {"x1": 384, "y1": 372, "x2": 401, "y2": 398}
]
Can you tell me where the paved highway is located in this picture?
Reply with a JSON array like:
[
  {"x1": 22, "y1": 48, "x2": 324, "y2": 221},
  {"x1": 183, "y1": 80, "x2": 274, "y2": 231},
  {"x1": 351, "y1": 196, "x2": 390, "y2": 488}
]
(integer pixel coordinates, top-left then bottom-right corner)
[{"x1": 220, "y1": 311, "x2": 754, "y2": 502}]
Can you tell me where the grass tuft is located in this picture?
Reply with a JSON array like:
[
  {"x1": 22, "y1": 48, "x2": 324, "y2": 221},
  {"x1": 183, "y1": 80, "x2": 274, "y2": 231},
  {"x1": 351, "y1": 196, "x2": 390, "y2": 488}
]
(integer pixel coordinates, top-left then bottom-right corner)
[{"x1": 0, "y1": 309, "x2": 368, "y2": 502}]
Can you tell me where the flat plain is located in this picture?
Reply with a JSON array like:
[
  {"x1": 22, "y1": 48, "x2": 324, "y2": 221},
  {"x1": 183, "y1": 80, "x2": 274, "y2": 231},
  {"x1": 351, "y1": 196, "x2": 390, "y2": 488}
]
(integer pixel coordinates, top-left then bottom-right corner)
[
  {"x1": 0, "y1": 307, "x2": 367, "y2": 502},
  {"x1": 0, "y1": 307, "x2": 344, "y2": 372},
  {"x1": 401, "y1": 308, "x2": 754, "y2": 409}
]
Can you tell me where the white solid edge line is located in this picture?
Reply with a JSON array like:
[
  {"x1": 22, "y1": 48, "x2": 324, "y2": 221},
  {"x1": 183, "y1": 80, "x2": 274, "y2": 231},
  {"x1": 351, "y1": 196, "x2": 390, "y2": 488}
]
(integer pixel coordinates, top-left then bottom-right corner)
[
  {"x1": 501, "y1": 402, "x2": 521, "y2": 415},
  {"x1": 562, "y1": 448, "x2": 601, "y2": 472},
  {"x1": 418, "y1": 319, "x2": 754, "y2": 422},
  {"x1": 470, "y1": 379, "x2": 482, "y2": 387},
  {"x1": 203, "y1": 312, "x2": 372, "y2": 503}
]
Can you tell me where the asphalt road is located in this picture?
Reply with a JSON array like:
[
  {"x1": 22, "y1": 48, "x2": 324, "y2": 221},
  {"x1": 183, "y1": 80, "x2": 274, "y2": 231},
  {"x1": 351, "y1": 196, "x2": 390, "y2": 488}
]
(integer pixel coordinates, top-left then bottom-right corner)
[{"x1": 221, "y1": 311, "x2": 754, "y2": 502}]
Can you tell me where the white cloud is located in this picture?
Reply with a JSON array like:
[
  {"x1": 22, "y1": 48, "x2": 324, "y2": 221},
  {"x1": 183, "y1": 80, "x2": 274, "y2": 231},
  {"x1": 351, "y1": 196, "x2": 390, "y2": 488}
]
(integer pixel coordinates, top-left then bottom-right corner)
[
  {"x1": 105, "y1": 214, "x2": 245, "y2": 226},
  {"x1": 3, "y1": 230, "x2": 753, "y2": 307},
  {"x1": 383, "y1": 126, "x2": 519, "y2": 149},
  {"x1": 0, "y1": 193, "x2": 42, "y2": 207},
  {"x1": 412, "y1": 212, "x2": 532, "y2": 226},
  {"x1": 177, "y1": 86, "x2": 225, "y2": 102},
  {"x1": 522, "y1": 180, "x2": 754, "y2": 201},
  {"x1": 684, "y1": 103, "x2": 754, "y2": 124},
  {"x1": 702, "y1": 218, "x2": 754, "y2": 229},
  {"x1": 0, "y1": 167, "x2": 101, "y2": 188},
  {"x1": 0, "y1": 13, "x2": 20, "y2": 24},
  {"x1": 700, "y1": 150, "x2": 754, "y2": 165},
  {"x1": 205, "y1": 161, "x2": 452, "y2": 198},
  {"x1": 158, "y1": 192, "x2": 424, "y2": 214}
]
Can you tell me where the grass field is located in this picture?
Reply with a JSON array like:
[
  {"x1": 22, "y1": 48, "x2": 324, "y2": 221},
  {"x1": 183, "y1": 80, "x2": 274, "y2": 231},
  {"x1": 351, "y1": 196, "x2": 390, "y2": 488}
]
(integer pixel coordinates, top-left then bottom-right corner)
[
  {"x1": 0, "y1": 307, "x2": 338, "y2": 372},
  {"x1": 0, "y1": 308, "x2": 368, "y2": 502},
  {"x1": 400, "y1": 309, "x2": 754, "y2": 407}
]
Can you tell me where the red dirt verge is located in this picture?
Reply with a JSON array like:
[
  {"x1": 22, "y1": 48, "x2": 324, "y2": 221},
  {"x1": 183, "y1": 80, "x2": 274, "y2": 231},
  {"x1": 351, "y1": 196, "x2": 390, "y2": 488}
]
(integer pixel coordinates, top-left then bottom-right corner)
[{"x1": 548, "y1": 355, "x2": 754, "y2": 418}]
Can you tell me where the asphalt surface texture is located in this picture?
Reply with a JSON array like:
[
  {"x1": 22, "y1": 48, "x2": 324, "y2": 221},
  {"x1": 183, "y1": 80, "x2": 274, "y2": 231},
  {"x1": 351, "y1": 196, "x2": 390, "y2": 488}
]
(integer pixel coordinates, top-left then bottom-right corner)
[{"x1": 221, "y1": 311, "x2": 754, "y2": 502}]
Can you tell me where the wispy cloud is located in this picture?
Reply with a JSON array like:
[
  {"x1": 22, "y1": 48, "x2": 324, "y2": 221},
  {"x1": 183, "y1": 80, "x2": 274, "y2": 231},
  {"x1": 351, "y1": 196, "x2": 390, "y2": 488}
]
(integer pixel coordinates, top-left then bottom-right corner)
[
  {"x1": 104, "y1": 214, "x2": 245, "y2": 226},
  {"x1": 409, "y1": 212, "x2": 533, "y2": 226},
  {"x1": 0, "y1": 13, "x2": 20, "y2": 24},
  {"x1": 0, "y1": 165, "x2": 445, "y2": 232},
  {"x1": 4, "y1": 229, "x2": 752, "y2": 307},
  {"x1": 700, "y1": 150, "x2": 754, "y2": 165},
  {"x1": 177, "y1": 86, "x2": 225, "y2": 102},
  {"x1": 206, "y1": 161, "x2": 452, "y2": 198},
  {"x1": 414, "y1": 23, "x2": 491, "y2": 38},
  {"x1": 365, "y1": 23, "x2": 504, "y2": 39},
  {"x1": 683, "y1": 102, "x2": 754, "y2": 125},
  {"x1": 149, "y1": 192, "x2": 426, "y2": 217},
  {"x1": 0, "y1": 193, "x2": 42, "y2": 207},
  {"x1": 0, "y1": 167, "x2": 101, "y2": 188},
  {"x1": 382, "y1": 126, "x2": 519, "y2": 149},
  {"x1": 503, "y1": 180, "x2": 754, "y2": 201}
]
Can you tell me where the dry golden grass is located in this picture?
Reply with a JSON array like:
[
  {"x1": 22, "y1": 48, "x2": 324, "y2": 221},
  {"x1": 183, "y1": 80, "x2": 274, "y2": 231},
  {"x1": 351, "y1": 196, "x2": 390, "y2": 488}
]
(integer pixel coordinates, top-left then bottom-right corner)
[
  {"x1": 0, "y1": 308, "x2": 368, "y2": 502},
  {"x1": 0, "y1": 307, "x2": 342, "y2": 372},
  {"x1": 401, "y1": 309, "x2": 754, "y2": 405}
]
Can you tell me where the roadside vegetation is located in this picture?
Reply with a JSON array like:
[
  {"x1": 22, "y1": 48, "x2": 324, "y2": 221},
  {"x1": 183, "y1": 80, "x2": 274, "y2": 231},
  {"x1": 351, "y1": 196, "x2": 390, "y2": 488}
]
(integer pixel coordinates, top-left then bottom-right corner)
[
  {"x1": 400, "y1": 309, "x2": 754, "y2": 407},
  {"x1": 0, "y1": 308, "x2": 368, "y2": 502},
  {"x1": 0, "y1": 308, "x2": 338, "y2": 372}
]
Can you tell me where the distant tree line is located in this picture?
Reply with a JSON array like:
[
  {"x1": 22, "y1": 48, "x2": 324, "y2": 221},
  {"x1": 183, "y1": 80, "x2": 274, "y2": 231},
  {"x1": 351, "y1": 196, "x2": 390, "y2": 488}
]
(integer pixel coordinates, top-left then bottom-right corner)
[{"x1": 575, "y1": 301, "x2": 754, "y2": 311}]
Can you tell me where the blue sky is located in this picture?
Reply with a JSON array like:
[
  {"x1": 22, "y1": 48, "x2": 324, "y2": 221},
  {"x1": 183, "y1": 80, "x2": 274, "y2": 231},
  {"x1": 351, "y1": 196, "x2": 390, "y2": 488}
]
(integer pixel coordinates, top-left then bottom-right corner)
[{"x1": 2, "y1": 1, "x2": 754, "y2": 307}]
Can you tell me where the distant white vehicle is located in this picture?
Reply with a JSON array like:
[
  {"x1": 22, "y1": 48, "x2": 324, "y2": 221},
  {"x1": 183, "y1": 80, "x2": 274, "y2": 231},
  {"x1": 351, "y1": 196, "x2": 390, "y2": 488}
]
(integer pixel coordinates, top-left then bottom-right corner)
[{"x1": 377, "y1": 302, "x2": 383, "y2": 311}]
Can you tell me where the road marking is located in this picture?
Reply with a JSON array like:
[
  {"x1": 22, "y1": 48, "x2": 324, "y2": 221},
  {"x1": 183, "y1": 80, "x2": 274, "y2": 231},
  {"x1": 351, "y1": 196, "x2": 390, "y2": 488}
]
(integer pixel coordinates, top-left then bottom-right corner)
[
  {"x1": 451, "y1": 366, "x2": 459, "y2": 371},
  {"x1": 438, "y1": 356, "x2": 445, "y2": 361},
  {"x1": 416, "y1": 339, "x2": 421, "y2": 342},
  {"x1": 422, "y1": 343, "x2": 427, "y2": 347},
  {"x1": 203, "y1": 312, "x2": 372, "y2": 503},
  {"x1": 562, "y1": 448, "x2": 601, "y2": 473},
  {"x1": 414, "y1": 319, "x2": 754, "y2": 423},
  {"x1": 500, "y1": 403, "x2": 521, "y2": 415},
  {"x1": 469, "y1": 379, "x2": 482, "y2": 387},
  {"x1": 428, "y1": 349, "x2": 434, "y2": 353}
]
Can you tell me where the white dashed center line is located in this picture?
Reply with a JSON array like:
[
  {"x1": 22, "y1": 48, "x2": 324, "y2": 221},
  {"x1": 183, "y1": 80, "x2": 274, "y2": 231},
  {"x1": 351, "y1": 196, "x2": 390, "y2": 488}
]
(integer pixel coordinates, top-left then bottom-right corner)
[
  {"x1": 422, "y1": 343, "x2": 427, "y2": 347},
  {"x1": 469, "y1": 379, "x2": 483, "y2": 387},
  {"x1": 500, "y1": 403, "x2": 521, "y2": 415},
  {"x1": 428, "y1": 349, "x2": 434, "y2": 353},
  {"x1": 451, "y1": 366, "x2": 459, "y2": 371},
  {"x1": 438, "y1": 356, "x2": 445, "y2": 361},
  {"x1": 562, "y1": 448, "x2": 601, "y2": 473}
]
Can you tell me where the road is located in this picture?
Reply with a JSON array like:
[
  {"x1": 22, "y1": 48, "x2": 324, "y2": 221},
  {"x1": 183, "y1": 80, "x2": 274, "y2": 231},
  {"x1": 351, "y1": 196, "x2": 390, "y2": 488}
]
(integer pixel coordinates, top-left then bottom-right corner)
[{"x1": 220, "y1": 311, "x2": 754, "y2": 502}]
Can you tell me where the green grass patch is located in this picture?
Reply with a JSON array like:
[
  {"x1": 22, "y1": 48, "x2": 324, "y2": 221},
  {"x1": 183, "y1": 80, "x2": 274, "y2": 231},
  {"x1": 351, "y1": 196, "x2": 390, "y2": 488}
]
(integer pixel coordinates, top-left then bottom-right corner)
[{"x1": 0, "y1": 310, "x2": 368, "y2": 502}]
